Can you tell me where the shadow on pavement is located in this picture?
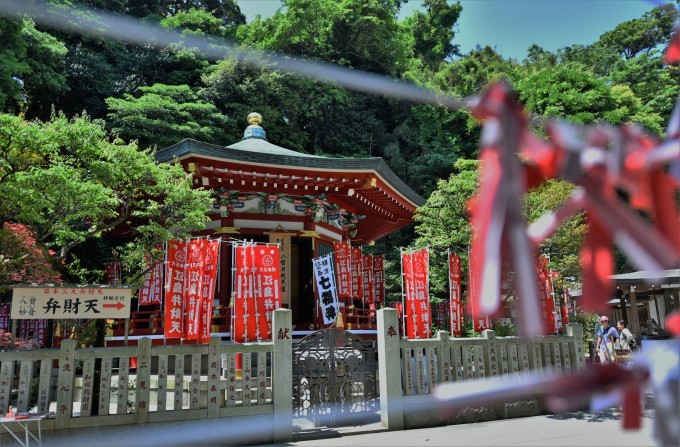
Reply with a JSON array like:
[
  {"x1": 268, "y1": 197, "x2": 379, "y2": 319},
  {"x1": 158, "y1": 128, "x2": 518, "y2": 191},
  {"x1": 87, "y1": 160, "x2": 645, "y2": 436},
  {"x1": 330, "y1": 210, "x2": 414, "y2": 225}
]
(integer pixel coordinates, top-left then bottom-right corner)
[{"x1": 547, "y1": 408, "x2": 655, "y2": 423}]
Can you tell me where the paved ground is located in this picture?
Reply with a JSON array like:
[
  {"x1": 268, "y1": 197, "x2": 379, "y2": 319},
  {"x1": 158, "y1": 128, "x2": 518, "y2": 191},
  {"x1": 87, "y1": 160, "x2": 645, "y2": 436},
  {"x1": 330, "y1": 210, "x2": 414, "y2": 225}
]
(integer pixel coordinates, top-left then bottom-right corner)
[
  {"x1": 6, "y1": 406, "x2": 658, "y2": 446},
  {"x1": 275, "y1": 408, "x2": 658, "y2": 447}
]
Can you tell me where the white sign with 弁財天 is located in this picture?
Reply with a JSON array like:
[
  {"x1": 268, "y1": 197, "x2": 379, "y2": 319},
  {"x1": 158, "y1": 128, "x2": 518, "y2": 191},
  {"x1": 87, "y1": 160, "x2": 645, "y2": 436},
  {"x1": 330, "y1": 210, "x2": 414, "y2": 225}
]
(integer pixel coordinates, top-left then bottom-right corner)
[{"x1": 11, "y1": 287, "x2": 132, "y2": 319}]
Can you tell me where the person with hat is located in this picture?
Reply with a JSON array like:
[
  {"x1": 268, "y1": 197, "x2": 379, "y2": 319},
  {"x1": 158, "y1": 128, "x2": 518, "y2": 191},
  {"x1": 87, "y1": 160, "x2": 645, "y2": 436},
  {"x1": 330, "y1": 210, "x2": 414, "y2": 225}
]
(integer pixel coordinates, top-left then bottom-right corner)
[{"x1": 596, "y1": 315, "x2": 619, "y2": 363}]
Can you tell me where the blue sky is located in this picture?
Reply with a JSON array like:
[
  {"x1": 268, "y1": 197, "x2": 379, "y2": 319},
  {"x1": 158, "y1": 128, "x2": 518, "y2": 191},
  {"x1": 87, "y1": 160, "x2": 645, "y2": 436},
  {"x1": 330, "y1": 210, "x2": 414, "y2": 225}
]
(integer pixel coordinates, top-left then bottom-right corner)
[{"x1": 235, "y1": 0, "x2": 666, "y2": 60}]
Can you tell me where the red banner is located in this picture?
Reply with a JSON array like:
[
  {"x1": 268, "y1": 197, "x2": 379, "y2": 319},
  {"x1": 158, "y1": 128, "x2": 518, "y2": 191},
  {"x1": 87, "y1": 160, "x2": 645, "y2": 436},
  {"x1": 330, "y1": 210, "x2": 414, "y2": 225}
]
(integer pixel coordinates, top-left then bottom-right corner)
[
  {"x1": 233, "y1": 244, "x2": 282, "y2": 342},
  {"x1": 198, "y1": 240, "x2": 220, "y2": 343},
  {"x1": 350, "y1": 247, "x2": 363, "y2": 303},
  {"x1": 183, "y1": 239, "x2": 206, "y2": 340},
  {"x1": 372, "y1": 255, "x2": 385, "y2": 305},
  {"x1": 139, "y1": 255, "x2": 163, "y2": 305},
  {"x1": 537, "y1": 257, "x2": 557, "y2": 334},
  {"x1": 164, "y1": 240, "x2": 187, "y2": 339},
  {"x1": 233, "y1": 245, "x2": 254, "y2": 343},
  {"x1": 0, "y1": 304, "x2": 9, "y2": 332},
  {"x1": 333, "y1": 242, "x2": 352, "y2": 300},
  {"x1": 468, "y1": 247, "x2": 491, "y2": 332},
  {"x1": 104, "y1": 261, "x2": 121, "y2": 285},
  {"x1": 402, "y1": 248, "x2": 431, "y2": 338},
  {"x1": 361, "y1": 254, "x2": 374, "y2": 307},
  {"x1": 253, "y1": 245, "x2": 282, "y2": 340},
  {"x1": 449, "y1": 253, "x2": 463, "y2": 336},
  {"x1": 18, "y1": 320, "x2": 47, "y2": 347}
]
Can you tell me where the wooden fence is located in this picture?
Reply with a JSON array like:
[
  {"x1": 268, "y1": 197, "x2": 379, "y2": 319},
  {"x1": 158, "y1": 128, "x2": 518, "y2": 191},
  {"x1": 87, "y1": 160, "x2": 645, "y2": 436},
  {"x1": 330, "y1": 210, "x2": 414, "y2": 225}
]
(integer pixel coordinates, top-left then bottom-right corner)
[
  {"x1": 0, "y1": 309, "x2": 293, "y2": 443},
  {"x1": 377, "y1": 308, "x2": 586, "y2": 429}
]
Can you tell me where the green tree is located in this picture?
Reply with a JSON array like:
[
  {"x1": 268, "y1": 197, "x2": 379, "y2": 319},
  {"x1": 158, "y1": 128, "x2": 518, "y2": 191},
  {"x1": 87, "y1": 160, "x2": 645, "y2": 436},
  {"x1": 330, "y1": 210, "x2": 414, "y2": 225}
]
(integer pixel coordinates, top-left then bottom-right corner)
[
  {"x1": 106, "y1": 83, "x2": 234, "y2": 148},
  {"x1": 413, "y1": 159, "x2": 478, "y2": 299},
  {"x1": 20, "y1": 20, "x2": 69, "y2": 120},
  {"x1": 0, "y1": 19, "x2": 29, "y2": 113},
  {"x1": 435, "y1": 46, "x2": 520, "y2": 97},
  {"x1": 239, "y1": 0, "x2": 411, "y2": 76},
  {"x1": 0, "y1": 112, "x2": 210, "y2": 271},
  {"x1": 405, "y1": 0, "x2": 462, "y2": 70},
  {"x1": 161, "y1": 7, "x2": 224, "y2": 36},
  {"x1": 598, "y1": 4, "x2": 678, "y2": 59}
]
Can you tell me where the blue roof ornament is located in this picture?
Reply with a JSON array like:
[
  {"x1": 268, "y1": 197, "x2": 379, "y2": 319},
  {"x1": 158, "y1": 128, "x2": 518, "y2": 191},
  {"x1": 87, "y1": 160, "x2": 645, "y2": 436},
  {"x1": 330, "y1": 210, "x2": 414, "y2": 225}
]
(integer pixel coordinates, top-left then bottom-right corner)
[{"x1": 243, "y1": 112, "x2": 267, "y2": 140}]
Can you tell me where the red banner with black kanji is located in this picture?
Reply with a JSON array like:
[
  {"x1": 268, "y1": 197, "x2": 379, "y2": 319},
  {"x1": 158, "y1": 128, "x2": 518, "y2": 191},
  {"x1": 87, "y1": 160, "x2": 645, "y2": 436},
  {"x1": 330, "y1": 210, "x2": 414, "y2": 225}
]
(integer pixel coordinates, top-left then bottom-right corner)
[
  {"x1": 139, "y1": 254, "x2": 163, "y2": 305},
  {"x1": 537, "y1": 256, "x2": 557, "y2": 334},
  {"x1": 198, "y1": 239, "x2": 220, "y2": 343},
  {"x1": 449, "y1": 252, "x2": 463, "y2": 336},
  {"x1": 402, "y1": 248, "x2": 431, "y2": 339},
  {"x1": 233, "y1": 245, "x2": 254, "y2": 343},
  {"x1": 164, "y1": 240, "x2": 187, "y2": 339},
  {"x1": 350, "y1": 247, "x2": 363, "y2": 303},
  {"x1": 183, "y1": 239, "x2": 206, "y2": 340},
  {"x1": 253, "y1": 245, "x2": 282, "y2": 340},
  {"x1": 372, "y1": 255, "x2": 385, "y2": 305},
  {"x1": 104, "y1": 261, "x2": 121, "y2": 285},
  {"x1": 361, "y1": 254, "x2": 374, "y2": 307},
  {"x1": 232, "y1": 244, "x2": 282, "y2": 343},
  {"x1": 333, "y1": 241, "x2": 352, "y2": 299}
]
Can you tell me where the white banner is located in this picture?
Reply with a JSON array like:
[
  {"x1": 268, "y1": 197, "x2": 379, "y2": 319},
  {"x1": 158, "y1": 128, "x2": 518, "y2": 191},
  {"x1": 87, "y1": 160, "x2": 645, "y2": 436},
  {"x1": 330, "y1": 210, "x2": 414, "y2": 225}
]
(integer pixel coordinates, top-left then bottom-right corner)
[
  {"x1": 11, "y1": 287, "x2": 132, "y2": 319},
  {"x1": 313, "y1": 254, "x2": 339, "y2": 325}
]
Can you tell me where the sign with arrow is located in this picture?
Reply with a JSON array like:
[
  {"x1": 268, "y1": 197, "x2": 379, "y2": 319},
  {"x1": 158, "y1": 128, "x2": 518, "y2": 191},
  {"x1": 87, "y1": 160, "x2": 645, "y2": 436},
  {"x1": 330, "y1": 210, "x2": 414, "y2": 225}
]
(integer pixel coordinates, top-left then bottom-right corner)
[{"x1": 11, "y1": 287, "x2": 132, "y2": 319}]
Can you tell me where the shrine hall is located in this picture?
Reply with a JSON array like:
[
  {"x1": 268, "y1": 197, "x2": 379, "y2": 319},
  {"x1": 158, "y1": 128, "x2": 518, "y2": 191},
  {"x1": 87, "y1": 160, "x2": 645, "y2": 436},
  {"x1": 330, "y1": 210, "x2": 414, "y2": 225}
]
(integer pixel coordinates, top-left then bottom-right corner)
[{"x1": 111, "y1": 113, "x2": 424, "y2": 341}]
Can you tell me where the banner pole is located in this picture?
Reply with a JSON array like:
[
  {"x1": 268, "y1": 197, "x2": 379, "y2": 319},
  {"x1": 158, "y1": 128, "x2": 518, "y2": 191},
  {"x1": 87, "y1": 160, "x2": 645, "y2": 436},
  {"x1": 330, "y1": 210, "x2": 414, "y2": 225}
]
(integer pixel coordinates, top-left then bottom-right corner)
[{"x1": 400, "y1": 247, "x2": 406, "y2": 338}]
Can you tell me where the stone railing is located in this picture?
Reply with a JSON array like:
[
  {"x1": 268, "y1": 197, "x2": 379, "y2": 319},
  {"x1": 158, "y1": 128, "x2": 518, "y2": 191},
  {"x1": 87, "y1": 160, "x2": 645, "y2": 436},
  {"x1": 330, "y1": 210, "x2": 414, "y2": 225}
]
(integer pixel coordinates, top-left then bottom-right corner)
[
  {"x1": 377, "y1": 308, "x2": 585, "y2": 430},
  {"x1": 0, "y1": 309, "x2": 293, "y2": 443}
]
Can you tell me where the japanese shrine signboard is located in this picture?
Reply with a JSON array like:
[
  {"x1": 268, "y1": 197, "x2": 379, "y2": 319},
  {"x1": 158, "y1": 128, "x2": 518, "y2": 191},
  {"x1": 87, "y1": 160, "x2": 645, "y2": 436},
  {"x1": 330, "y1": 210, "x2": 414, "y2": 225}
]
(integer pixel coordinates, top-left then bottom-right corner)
[{"x1": 11, "y1": 287, "x2": 132, "y2": 319}]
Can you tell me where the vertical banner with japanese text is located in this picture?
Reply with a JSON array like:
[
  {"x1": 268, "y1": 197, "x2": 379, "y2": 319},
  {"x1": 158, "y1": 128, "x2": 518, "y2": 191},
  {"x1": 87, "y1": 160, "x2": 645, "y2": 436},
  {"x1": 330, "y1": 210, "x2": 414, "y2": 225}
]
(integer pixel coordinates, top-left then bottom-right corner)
[
  {"x1": 401, "y1": 250, "x2": 415, "y2": 337},
  {"x1": 448, "y1": 252, "x2": 463, "y2": 336},
  {"x1": 232, "y1": 244, "x2": 254, "y2": 343},
  {"x1": 139, "y1": 255, "x2": 163, "y2": 305},
  {"x1": 361, "y1": 254, "x2": 374, "y2": 308},
  {"x1": 0, "y1": 304, "x2": 9, "y2": 331},
  {"x1": 268, "y1": 231, "x2": 290, "y2": 307},
  {"x1": 468, "y1": 248, "x2": 491, "y2": 332},
  {"x1": 232, "y1": 243, "x2": 282, "y2": 342},
  {"x1": 537, "y1": 257, "x2": 557, "y2": 334},
  {"x1": 313, "y1": 254, "x2": 339, "y2": 325},
  {"x1": 402, "y1": 248, "x2": 431, "y2": 339},
  {"x1": 164, "y1": 240, "x2": 187, "y2": 339},
  {"x1": 333, "y1": 241, "x2": 352, "y2": 301},
  {"x1": 350, "y1": 247, "x2": 363, "y2": 304},
  {"x1": 253, "y1": 245, "x2": 282, "y2": 340},
  {"x1": 104, "y1": 261, "x2": 121, "y2": 285},
  {"x1": 372, "y1": 255, "x2": 385, "y2": 305},
  {"x1": 184, "y1": 239, "x2": 206, "y2": 340},
  {"x1": 198, "y1": 239, "x2": 220, "y2": 343}
]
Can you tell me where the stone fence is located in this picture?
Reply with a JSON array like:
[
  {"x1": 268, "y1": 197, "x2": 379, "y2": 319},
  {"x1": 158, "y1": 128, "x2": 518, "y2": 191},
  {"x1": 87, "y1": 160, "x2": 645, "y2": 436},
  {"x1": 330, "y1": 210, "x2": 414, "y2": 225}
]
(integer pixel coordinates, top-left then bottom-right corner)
[
  {"x1": 0, "y1": 309, "x2": 293, "y2": 443},
  {"x1": 377, "y1": 308, "x2": 585, "y2": 430}
]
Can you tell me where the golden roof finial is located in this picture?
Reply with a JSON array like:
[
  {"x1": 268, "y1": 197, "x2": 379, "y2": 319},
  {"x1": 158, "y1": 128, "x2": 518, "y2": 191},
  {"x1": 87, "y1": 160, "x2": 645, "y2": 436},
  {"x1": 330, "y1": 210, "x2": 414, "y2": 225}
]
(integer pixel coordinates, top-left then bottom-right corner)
[{"x1": 247, "y1": 112, "x2": 262, "y2": 125}]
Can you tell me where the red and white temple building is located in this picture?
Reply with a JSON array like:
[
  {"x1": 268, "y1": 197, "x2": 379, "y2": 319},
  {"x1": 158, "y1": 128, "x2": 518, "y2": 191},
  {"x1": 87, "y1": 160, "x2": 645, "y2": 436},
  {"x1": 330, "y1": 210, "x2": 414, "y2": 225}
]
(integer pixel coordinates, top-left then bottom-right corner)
[{"x1": 111, "y1": 113, "x2": 424, "y2": 342}]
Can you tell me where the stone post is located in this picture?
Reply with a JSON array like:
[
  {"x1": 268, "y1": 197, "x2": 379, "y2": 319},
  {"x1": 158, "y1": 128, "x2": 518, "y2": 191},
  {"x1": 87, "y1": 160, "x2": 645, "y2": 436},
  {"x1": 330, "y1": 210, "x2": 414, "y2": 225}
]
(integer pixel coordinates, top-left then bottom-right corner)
[
  {"x1": 272, "y1": 308, "x2": 292, "y2": 443},
  {"x1": 134, "y1": 337, "x2": 152, "y2": 423},
  {"x1": 377, "y1": 308, "x2": 404, "y2": 430},
  {"x1": 56, "y1": 338, "x2": 77, "y2": 429},
  {"x1": 565, "y1": 324, "x2": 585, "y2": 370}
]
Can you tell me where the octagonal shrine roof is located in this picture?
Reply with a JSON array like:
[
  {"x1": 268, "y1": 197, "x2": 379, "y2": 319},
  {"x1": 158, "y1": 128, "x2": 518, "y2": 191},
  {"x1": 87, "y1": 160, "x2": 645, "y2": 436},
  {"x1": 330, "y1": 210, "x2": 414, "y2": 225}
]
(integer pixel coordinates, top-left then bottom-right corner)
[{"x1": 156, "y1": 116, "x2": 425, "y2": 244}]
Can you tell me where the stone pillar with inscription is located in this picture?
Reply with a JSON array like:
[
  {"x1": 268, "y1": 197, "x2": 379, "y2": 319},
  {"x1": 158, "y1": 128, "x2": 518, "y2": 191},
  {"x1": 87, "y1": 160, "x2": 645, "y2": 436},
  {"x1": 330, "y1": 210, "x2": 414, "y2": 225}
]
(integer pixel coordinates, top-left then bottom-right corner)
[
  {"x1": 377, "y1": 308, "x2": 404, "y2": 430},
  {"x1": 272, "y1": 309, "x2": 292, "y2": 442}
]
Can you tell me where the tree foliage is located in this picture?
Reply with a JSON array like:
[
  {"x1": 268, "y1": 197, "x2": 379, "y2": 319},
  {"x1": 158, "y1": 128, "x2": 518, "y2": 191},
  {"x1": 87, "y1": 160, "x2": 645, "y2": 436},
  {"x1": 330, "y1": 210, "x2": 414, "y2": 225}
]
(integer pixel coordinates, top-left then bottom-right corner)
[
  {"x1": 106, "y1": 83, "x2": 233, "y2": 148},
  {"x1": 0, "y1": 112, "x2": 210, "y2": 279}
]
